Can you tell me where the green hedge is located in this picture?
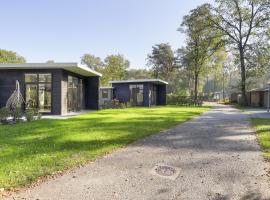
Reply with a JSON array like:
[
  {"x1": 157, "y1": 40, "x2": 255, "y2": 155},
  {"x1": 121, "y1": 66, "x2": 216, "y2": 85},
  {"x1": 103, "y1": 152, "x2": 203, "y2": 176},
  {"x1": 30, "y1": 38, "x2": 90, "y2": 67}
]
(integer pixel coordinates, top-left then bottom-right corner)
[{"x1": 167, "y1": 94, "x2": 203, "y2": 106}]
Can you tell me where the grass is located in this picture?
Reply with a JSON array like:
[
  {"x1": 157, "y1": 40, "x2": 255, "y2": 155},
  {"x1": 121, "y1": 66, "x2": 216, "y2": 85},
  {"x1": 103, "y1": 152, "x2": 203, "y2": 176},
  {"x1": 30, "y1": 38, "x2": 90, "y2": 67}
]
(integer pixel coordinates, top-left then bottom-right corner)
[
  {"x1": 0, "y1": 106, "x2": 209, "y2": 189},
  {"x1": 251, "y1": 118, "x2": 270, "y2": 160}
]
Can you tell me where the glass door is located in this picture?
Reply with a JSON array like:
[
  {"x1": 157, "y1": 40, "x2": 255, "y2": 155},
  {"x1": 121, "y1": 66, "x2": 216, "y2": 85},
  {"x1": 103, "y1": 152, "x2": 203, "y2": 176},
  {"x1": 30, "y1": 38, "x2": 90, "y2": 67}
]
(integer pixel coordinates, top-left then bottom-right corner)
[
  {"x1": 67, "y1": 76, "x2": 83, "y2": 112},
  {"x1": 25, "y1": 73, "x2": 52, "y2": 113},
  {"x1": 129, "y1": 84, "x2": 144, "y2": 106}
]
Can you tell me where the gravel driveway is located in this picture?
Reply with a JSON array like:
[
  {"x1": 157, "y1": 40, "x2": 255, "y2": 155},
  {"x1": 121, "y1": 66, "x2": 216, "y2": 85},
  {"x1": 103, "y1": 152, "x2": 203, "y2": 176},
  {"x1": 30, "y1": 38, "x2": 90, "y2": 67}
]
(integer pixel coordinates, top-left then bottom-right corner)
[{"x1": 5, "y1": 104, "x2": 270, "y2": 200}]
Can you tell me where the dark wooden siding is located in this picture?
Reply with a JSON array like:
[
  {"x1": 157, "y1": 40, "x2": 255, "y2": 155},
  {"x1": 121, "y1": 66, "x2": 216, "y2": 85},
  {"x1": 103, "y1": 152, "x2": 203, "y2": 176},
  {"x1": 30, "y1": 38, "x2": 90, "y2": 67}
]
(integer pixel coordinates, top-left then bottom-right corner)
[
  {"x1": 0, "y1": 69, "x2": 63, "y2": 115},
  {"x1": 85, "y1": 76, "x2": 100, "y2": 110},
  {"x1": 112, "y1": 82, "x2": 167, "y2": 107},
  {"x1": 0, "y1": 70, "x2": 24, "y2": 108},
  {"x1": 157, "y1": 84, "x2": 167, "y2": 105},
  {"x1": 0, "y1": 69, "x2": 100, "y2": 115},
  {"x1": 112, "y1": 83, "x2": 130, "y2": 103}
]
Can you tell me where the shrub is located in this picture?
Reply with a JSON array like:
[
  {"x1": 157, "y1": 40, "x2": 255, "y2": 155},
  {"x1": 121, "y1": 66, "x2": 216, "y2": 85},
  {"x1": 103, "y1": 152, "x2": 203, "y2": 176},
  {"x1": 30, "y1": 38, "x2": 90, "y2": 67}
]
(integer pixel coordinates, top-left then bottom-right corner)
[
  {"x1": 25, "y1": 108, "x2": 42, "y2": 121},
  {"x1": 217, "y1": 99, "x2": 231, "y2": 105},
  {"x1": 101, "y1": 99, "x2": 131, "y2": 109},
  {"x1": 167, "y1": 94, "x2": 203, "y2": 106},
  {"x1": 10, "y1": 106, "x2": 23, "y2": 122},
  {"x1": 25, "y1": 108, "x2": 35, "y2": 121},
  {"x1": 0, "y1": 107, "x2": 9, "y2": 123},
  {"x1": 36, "y1": 111, "x2": 42, "y2": 120}
]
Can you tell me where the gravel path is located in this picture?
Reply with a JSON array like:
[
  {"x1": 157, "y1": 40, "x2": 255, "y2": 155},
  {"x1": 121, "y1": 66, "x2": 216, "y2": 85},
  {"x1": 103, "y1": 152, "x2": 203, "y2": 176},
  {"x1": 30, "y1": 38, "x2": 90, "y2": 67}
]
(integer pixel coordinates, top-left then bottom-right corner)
[{"x1": 5, "y1": 104, "x2": 270, "y2": 200}]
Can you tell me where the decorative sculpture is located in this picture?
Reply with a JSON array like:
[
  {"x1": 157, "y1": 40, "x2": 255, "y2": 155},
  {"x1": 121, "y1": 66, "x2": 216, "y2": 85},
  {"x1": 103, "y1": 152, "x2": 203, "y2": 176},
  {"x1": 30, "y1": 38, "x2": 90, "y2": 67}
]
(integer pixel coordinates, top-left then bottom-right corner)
[{"x1": 6, "y1": 80, "x2": 25, "y2": 111}]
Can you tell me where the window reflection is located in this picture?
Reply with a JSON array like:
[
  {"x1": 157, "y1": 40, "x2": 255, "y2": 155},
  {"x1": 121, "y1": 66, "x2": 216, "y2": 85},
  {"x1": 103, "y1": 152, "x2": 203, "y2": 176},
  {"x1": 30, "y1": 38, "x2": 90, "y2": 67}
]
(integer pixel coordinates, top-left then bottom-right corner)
[
  {"x1": 129, "y1": 84, "x2": 144, "y2": 106},
  {"x1": 25, "y1": 73, "x2": 52, "y2": 113}
]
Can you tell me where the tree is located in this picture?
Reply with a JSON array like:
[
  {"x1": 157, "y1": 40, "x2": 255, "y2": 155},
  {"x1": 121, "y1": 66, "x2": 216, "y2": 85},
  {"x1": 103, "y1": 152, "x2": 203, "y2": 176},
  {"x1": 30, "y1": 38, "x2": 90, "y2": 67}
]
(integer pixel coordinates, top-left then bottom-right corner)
[
  {"x1": 0, "y1": 49, "x2": 26, "y2": 63},
  {"x1": 208, "y1": 0, "x2": 270, "y2": 105},
  {"x1": 81, "y1": 54, "x2": 104, "y2": 72},
  {"x1": 179, "y1": 4, "x2": 223, "y2": 100},
  {"x1": 147, "y1": 43, "x2": 178, "y2": 80},
  {"x1": 102, "y1": 54, "x2": 130, "y2": 85},
  {"x1": 125, "y1": 69, "x2": 153, "y2": 80}
]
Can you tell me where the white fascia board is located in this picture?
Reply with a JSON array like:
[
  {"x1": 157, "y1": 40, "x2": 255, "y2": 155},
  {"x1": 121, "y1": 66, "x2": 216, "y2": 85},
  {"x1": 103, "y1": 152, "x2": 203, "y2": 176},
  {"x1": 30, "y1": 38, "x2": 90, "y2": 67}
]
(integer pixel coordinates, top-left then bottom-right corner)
[
  {"x1": 0, "y1": 63, "x2": 102, "y2": 77},
  {"x1": 109, "y1": 79, "x2": 168, "y2": 85}
]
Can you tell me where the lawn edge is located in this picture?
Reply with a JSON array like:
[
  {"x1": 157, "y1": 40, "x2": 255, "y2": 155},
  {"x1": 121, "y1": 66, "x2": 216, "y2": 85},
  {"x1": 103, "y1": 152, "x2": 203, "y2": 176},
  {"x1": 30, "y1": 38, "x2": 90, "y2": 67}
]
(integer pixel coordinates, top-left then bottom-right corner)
[
  {"x1": 249, "y1": 118, "x2": 270, "y2": 162},
  {"x1": 1, "y1": 107, "x2": 209, "y2": 198}
]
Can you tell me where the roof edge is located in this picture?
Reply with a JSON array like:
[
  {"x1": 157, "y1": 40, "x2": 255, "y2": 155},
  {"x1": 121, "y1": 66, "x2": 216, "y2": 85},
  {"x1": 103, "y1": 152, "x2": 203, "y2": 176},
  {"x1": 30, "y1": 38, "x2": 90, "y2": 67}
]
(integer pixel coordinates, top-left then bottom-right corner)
[
  {"x1": 0, "y1": 62, "x2": 102, "y2": 77},
  {"x1": 109, "y1": 79, "x2": 168, "y2": 85}
]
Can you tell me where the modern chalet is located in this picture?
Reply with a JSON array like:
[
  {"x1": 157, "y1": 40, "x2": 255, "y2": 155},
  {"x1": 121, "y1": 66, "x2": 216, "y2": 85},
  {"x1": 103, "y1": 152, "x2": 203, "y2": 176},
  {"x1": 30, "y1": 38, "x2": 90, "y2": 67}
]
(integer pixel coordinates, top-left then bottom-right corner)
[
  {"x1": 0, "y1": 63, "x2": 102, "y2": 115},
  {"x1": 110, "y1": 79, "x2": 168, "y2": 107}
]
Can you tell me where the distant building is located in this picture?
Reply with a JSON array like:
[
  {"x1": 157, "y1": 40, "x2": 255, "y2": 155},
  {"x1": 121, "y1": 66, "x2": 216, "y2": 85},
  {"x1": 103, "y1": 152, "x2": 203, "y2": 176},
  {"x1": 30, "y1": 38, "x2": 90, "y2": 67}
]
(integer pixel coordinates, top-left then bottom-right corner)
[
  {"x1": 99, "y1": 87, "x2": 113, "y2": 106},
  {"x1": 109, "y1": 79, "x2": 168, "y2": 107},
  {"x1": 246, "y1": 88, "x2": 268, "y2": 108}
]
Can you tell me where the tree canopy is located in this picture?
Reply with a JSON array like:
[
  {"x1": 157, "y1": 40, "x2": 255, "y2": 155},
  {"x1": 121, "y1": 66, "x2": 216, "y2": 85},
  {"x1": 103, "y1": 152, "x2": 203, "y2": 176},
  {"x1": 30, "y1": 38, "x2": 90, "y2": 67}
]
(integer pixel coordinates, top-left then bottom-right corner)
[
  {"x1": 0, "y1": 49, "x2": 26, "y2": 63},
  {"x1": 179, "y1": 4, "x2": 224, "y2": 99},
  {"x1": 81, "y1": 54, "x2": 104, "y2": 72},
  {"x1": 147, "y1": 43, "x2": 178, "y2": 80},
  {"x1": 208, "y1": 0, "x2": 270, "y2": 104}
]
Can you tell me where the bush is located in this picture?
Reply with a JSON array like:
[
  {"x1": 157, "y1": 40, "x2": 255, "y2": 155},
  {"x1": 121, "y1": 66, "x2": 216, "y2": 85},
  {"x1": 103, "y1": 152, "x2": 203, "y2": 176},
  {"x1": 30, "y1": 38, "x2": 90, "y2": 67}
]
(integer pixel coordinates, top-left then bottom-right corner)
[
  {"x1": 37, "y1": 111, "x2": 42, "y2": 120},
  {"x1": 25, "y1": 108, "x2": 35, "y2": 121},
  {"x1": 167, "y1": 94, "x2": 203, "y2": 106},
  {"x1": 101, "y1": 99, "x2": 131, "y2": 109},
  {"x1": 0, "y1": 107, "x2": 9, "y2": 123},
  {"x1": 25, "y1": 108, "x2": 42, "y2": 121},
  {"x1": 217, "y1": 99, "x2": 231, "y2": 105},
  {"x1": 10, "y1": 106, "x2": 23, "y2": 122}
]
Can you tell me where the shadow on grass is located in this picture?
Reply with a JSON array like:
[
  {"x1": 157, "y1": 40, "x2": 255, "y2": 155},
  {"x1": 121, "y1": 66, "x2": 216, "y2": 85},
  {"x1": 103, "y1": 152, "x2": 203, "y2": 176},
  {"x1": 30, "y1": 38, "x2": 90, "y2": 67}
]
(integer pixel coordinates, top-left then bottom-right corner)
[{"x1": 0, "y1": 106, "x2": 208, "y2": 188}]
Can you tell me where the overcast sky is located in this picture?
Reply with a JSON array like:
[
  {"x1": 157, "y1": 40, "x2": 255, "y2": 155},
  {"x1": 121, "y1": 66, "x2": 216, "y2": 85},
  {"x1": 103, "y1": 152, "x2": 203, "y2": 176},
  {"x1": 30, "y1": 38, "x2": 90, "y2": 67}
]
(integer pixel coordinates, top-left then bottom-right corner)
[{"x1": 0, "y1": 0, "x2": 213, "y2": 68}]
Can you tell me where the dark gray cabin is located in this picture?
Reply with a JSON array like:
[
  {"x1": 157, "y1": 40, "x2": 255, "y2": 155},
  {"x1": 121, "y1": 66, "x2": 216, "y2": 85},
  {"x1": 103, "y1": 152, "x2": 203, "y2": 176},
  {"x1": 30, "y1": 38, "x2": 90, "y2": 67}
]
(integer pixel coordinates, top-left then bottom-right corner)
[
  {"x1": 0, "y1": 63, "x2": 102, "y2": 115},
  {"x1": 110, "y1": 79, "x2": 168, "y2": 107}
]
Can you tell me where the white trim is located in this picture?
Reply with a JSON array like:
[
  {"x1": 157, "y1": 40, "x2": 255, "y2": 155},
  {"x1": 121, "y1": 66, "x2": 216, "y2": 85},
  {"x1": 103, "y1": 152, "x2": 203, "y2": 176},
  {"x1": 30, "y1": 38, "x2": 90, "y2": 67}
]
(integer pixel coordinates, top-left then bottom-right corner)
[
  {"x1": 100, "y1": 87, "x2": 114, "y2": 89},
  {"x1": 109, "y1": 79, "x2": 168, "y2": 85},
  {"x1": 0, "y1": 63, "x2": 102, "y2": 77}
]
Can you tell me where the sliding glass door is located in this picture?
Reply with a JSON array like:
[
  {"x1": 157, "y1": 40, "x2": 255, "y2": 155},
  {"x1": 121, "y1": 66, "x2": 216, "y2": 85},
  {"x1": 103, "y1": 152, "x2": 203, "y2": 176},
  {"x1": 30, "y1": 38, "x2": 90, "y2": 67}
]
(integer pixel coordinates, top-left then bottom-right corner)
[
  {"x1": 25, "y1": 73, "x2": 52, "y2": 113},
  {"x1": 67, "y1": 76, "x2": 83, "y2": 112},
  {"x1": 129, "y1": 84, "x2": 144, "y2": 106}
]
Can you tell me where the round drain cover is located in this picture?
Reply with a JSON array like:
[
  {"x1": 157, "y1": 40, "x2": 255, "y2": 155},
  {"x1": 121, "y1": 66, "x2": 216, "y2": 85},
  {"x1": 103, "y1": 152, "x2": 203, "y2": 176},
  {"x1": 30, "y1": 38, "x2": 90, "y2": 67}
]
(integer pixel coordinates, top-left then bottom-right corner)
[
  {"x1": 151, "y1": 164, "x2": 180, "y2": 180},
  {"x1": 155, "y1": 165, "x2": 176, "y2": 176}
]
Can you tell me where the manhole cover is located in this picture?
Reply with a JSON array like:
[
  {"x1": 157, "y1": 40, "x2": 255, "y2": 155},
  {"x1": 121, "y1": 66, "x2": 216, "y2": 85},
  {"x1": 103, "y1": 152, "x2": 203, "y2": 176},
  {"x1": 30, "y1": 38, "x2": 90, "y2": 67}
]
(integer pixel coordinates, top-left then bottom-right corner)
[
  {"x1": 151, "y1": 164, "x2": 180, "y2": 180},
  {"x1": 155, "y1": 165, "x2": 176, "y2": 176}
]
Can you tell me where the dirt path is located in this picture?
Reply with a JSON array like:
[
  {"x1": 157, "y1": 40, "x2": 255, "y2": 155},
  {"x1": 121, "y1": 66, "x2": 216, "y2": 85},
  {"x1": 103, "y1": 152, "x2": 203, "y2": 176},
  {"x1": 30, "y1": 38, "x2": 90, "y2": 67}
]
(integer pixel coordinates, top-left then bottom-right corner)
[{"x1": 5, "y1": 104, "x2": 270, "y2": 200}]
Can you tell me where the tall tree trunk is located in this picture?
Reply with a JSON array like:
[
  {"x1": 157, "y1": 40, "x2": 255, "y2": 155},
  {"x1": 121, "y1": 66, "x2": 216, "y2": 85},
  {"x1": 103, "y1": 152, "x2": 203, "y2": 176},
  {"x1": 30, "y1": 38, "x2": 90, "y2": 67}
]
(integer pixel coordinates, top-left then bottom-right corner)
[
  {"x1": 194, "y1": 73, "x2": 199, "y2": 101},
  {"x1": 239, "y1": 47, "x2": 247, "y2": 106}
]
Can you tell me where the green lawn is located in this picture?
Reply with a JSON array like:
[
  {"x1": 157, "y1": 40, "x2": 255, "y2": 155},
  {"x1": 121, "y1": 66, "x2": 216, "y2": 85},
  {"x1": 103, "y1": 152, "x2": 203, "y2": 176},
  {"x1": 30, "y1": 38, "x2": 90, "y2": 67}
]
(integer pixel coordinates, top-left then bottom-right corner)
[
  {"x1": 251, "y1": 118, "x2": 270, "y2": 160},
  {"x1": 0, "y1": 106, "x2": 208, "y2": 189}
]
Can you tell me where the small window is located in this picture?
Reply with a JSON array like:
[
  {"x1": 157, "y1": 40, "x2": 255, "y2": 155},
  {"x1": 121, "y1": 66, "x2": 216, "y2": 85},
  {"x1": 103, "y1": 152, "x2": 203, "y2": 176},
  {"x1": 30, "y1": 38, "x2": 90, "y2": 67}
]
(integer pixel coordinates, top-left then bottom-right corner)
[
  {"x1": 102, "y1": 90, "x2": 109, "y2": 99},
  {"x1": 25, "y1": 74, "x2": 38, "y2": 83}
]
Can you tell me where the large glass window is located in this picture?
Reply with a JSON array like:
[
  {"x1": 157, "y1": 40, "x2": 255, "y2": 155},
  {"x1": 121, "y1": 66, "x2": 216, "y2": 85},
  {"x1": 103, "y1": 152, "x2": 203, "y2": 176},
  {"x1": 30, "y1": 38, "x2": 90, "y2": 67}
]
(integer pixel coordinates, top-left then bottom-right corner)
[
  {"x1": 25, "y1": 84, "x2": 38, "y2": 108},
  {"x1": 67, "y1": 76, "x2": 83, "y2": 112},
  {"x1": 25, "y1": 73, "x2": 52, "y2": 113},
  {"x1": 129, "y1": 84, "x2": 144, "y2": 106},
  {"x1": 39, "y1": 84, "x2": 52, "y2": 112}
]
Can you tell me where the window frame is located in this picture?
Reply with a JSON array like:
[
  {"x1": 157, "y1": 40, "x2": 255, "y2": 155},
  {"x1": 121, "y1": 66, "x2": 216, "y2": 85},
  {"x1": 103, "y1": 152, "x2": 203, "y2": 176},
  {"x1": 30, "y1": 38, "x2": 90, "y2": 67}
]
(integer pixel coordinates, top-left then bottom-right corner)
[
  {"x1": 24, "y1": 73, "x2": 52, "y2": 113},
  {"x1": 129, "y1": 84, "x2": 144, "y2": 106}
]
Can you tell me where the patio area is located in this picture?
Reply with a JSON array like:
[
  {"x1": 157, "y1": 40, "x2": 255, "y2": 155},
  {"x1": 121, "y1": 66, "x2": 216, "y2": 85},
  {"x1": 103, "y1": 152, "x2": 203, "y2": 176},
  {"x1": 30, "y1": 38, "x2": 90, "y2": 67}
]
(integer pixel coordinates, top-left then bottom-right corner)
[{"x1": 42, "y1": 110, "x2": 95, "y2": 119}]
